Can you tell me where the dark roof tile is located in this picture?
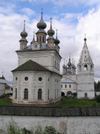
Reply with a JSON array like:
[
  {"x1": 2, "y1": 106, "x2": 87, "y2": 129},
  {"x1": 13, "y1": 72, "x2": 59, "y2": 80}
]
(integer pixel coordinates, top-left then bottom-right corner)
[{"x1": 12, "y1": 60, "x2": 50, "y2": 72}]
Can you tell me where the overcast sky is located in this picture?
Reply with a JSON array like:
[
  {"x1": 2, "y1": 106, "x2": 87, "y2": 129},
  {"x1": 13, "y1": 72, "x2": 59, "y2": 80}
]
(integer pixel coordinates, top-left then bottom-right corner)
[{"x1": 0, "y1": 0, "x2": 100, "y2": 81}]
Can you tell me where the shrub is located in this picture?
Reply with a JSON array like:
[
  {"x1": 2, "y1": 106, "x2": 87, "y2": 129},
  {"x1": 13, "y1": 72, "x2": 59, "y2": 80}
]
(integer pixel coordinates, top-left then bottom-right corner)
[
  {"x1": 35, "y1": 126, "x2": 43, "y2": 134},
  {"x1": 72, "y1": 93, "x2": 77, "y2": 97},
  {"x1": 44, "y1": 126, "x2": 56, "y2": 134},
  {"x1": 95, "y1": 95, "x2": 100, "y2": 103}
]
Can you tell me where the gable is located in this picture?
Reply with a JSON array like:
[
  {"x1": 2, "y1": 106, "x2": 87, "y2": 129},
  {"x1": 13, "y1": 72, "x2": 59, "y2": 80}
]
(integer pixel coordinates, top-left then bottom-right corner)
[{"x1": 12, "y1": 60, "x2": 50, "y2": 72}]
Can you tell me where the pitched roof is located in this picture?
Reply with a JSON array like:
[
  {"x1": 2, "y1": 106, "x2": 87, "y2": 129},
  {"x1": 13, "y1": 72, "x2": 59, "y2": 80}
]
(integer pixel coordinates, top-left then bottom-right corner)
[
  {"x1": 0, "y1": 79, "x2": 13, "y2": 84},
  {"x1": 78, "y1": 38, "x2": 93, "y2": 64},
  {"x1": 61, "y1": 79, "x2": 76, "y2": 83},
  {"x1": 12, "y1": 60, "x2": 51, "y2": 72}
]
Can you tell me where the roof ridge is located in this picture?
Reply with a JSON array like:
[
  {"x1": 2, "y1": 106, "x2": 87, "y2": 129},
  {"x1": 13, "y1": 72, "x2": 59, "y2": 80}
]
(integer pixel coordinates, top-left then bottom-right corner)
[{"x1": 12, "y1": 60, "x2": 50, "y2": 72}]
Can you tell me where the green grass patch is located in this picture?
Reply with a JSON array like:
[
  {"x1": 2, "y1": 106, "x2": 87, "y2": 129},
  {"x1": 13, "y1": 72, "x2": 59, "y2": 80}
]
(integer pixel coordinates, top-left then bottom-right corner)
[
  {"x1": 52, "y1": 97, "x2": 100, "y2": 107},
  {"x1": 0, "y1": 98, "x2": 12, "y2": 106}
]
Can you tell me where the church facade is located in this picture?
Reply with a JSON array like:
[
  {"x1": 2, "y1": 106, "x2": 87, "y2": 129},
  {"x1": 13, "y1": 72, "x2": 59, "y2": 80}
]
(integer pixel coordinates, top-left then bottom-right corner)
[
  {"x1": 61, "y1": 37, "x2": 95, "y2": 99},
  {"x1": 12, "y1": 11, "x2": 61, "y2": 105}
]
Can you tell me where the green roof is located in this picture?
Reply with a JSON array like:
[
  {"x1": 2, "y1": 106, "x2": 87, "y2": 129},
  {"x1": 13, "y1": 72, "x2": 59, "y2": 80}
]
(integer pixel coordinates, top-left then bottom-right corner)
[{"x1": 12, "y1": 60, "x2": 50, "y2": 72}]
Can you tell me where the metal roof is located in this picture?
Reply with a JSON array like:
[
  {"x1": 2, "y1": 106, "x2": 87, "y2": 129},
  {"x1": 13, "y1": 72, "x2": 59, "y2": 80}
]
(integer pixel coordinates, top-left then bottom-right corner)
[
  {"x1": 12, "y1": 60, "x2": 51, "y2": 72},
  {"x1": 61, "y1": 79, "x2": 76, "y2": 83},
  {"x1": 24, "y1": 42, "x2": 47, "y2": 50},
  {"x1": 0, "y1": 79, "x2": 13, "y2": 84}
]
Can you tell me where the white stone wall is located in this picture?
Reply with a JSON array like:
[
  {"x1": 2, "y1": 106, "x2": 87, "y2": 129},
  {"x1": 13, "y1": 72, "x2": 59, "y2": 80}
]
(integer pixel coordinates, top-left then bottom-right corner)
[
  {"x1": 63, "y1": 75, "x2": 76, "y2": 82},
  {"x1": 77, "y1": 91, "x2": 95, "y2": 99},
  {"x1": 0, "y1": 115, "x2": 100, "y2": 134},
  {"x1": 17, "y1": 50, "x2": 61, "y2": 74},
  {"x1": 13, "y1": 71, "x2": 61, "y2": 104},
  {"x1": 61, "y1": 83, "x2": 76, "y2": 96},
  {"x1": 77, "y1": 67, "x2": 95, "y2": 98},
  {"x1": 0, "y1": 84, "x2": 5, "y2": 96}
]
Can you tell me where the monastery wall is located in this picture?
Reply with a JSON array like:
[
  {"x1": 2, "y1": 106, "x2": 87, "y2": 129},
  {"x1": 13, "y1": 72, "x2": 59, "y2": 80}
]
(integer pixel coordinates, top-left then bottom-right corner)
[{"x1": 0, "y1": 107, "x2": 100, "y2": 134}]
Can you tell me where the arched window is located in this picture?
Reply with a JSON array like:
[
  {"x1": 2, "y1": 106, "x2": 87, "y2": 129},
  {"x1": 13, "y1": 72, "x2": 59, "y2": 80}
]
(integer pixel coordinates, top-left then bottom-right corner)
[
  {"x1": 43, "y1": 36, "x2": 45, "y2": 43},
  {"x1": 79, "y1": 65, "x2": 81, "y2": 71},
  {"x1": 24, "y1": 88, "x2": 28, "y2": 99},
  {"x1": 84, "y1": 93, "x2": 87, "y2": 98},
  {"x1": 61, "y1": 92, "x2": 65, "y2": 96},
  {"x1": 55, "y1": 61, "x2": 56, "y2": 67},
  {"x1": 91, "y1": 65, "x2": 93, "y2": 71},
  {"x1": 67, "y1": 91, "x2": 72, "y2": 96},
  {"x1": 40, "y1": 36, "x2": 41, "y2": 42},
  {"x1": 84, "y1": 64, "x2": 88, "y2": 71},
  {"x1": 48, "y1": 89, "x2": 49, "y2": 100},
  {"x1": 16, "y1": 77, "x2": 18, "y2": 81},
  {"x1": 38, "y1": 89, "x2": 42, "y2": 100},
  {"x1": 15, "y1": 88, "x2": 17, "y2": 99}
]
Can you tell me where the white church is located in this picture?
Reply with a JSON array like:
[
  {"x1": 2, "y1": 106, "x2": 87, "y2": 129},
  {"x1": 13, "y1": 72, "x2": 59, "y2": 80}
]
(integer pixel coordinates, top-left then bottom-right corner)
[
  {"x1": 12, "y1": 10, "x2": 62, "y2": 105},
  {"x1": 12, "y1": 10, "x2": 95, "y2": 105},
  {"x1": 61, "y1": 37, "x2": 95, "y2": 99}
]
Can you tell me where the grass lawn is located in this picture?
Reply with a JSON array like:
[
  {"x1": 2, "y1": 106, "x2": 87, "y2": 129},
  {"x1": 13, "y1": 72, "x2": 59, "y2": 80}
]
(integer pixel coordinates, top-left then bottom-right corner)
[
  {"x1": 52, "y1": 96, "x2": 100, "y2": 107},
  {"x1": 0, "y1": 98, "x2": 12, "y2": 106},
  {"x1": 0, "y1": 97, "x2": 100, "y2": 107}
]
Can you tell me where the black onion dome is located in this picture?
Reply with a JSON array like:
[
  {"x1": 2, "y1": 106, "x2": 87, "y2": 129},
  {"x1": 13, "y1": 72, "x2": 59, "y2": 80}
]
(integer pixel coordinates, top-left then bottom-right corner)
[
  {"x1": 37, "y1": 10, "x2": 47, "y2": 30},
  {"x1": 47, "y1": 18, "x2": 55, "y2": 36},
  {"x1": 20, "y1": 30, "x2": 28, "y2": 38},
  {"x1": 20, "y1": 20, "x2": 28, "y2": 38},
  {"x1": 54, "y1": 38, "x2": 60, "y2": 45},
  {"x1": 37, "y1": 21, "x2": 47, "y2": 29},
  {"x1": 71, "y1": 64, "x2": 76, "y2": 69},
  {"x1": 54, "y1": 29, "x2": 60, "y2": 45},
  {"x1": 47, "y1": 29, "x2": 55, "y2": 36},
  {"x1": 67, "y1": 58, "x2": 71, "y2": 67}
]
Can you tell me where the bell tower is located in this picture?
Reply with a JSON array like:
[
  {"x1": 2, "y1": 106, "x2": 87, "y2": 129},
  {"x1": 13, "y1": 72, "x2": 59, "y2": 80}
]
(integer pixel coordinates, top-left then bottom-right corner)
[{"x1": 77, "y1": 36, "x2": 95, "y2": 99}]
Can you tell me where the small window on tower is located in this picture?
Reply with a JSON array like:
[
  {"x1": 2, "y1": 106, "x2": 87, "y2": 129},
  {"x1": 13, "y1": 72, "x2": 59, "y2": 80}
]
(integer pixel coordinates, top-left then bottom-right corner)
[
  {"x1": 79, "y1": 65, "x2": 81, "y2": 71},
  {"x1": 43, "y1": 36, "x2": 45, "y2": 43},
  {"x1": 55, "y1": 61, "x2": 56, "y2": 67},
  {"x1": 91, "y1": 65, "x2": 93, "y2": 71},
  {"x1": 40, "y1": 36, "x2": 41, "y2": 42},
  {"x1": 84, "y1": 64, "x2": 88, "y2": 71}
]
